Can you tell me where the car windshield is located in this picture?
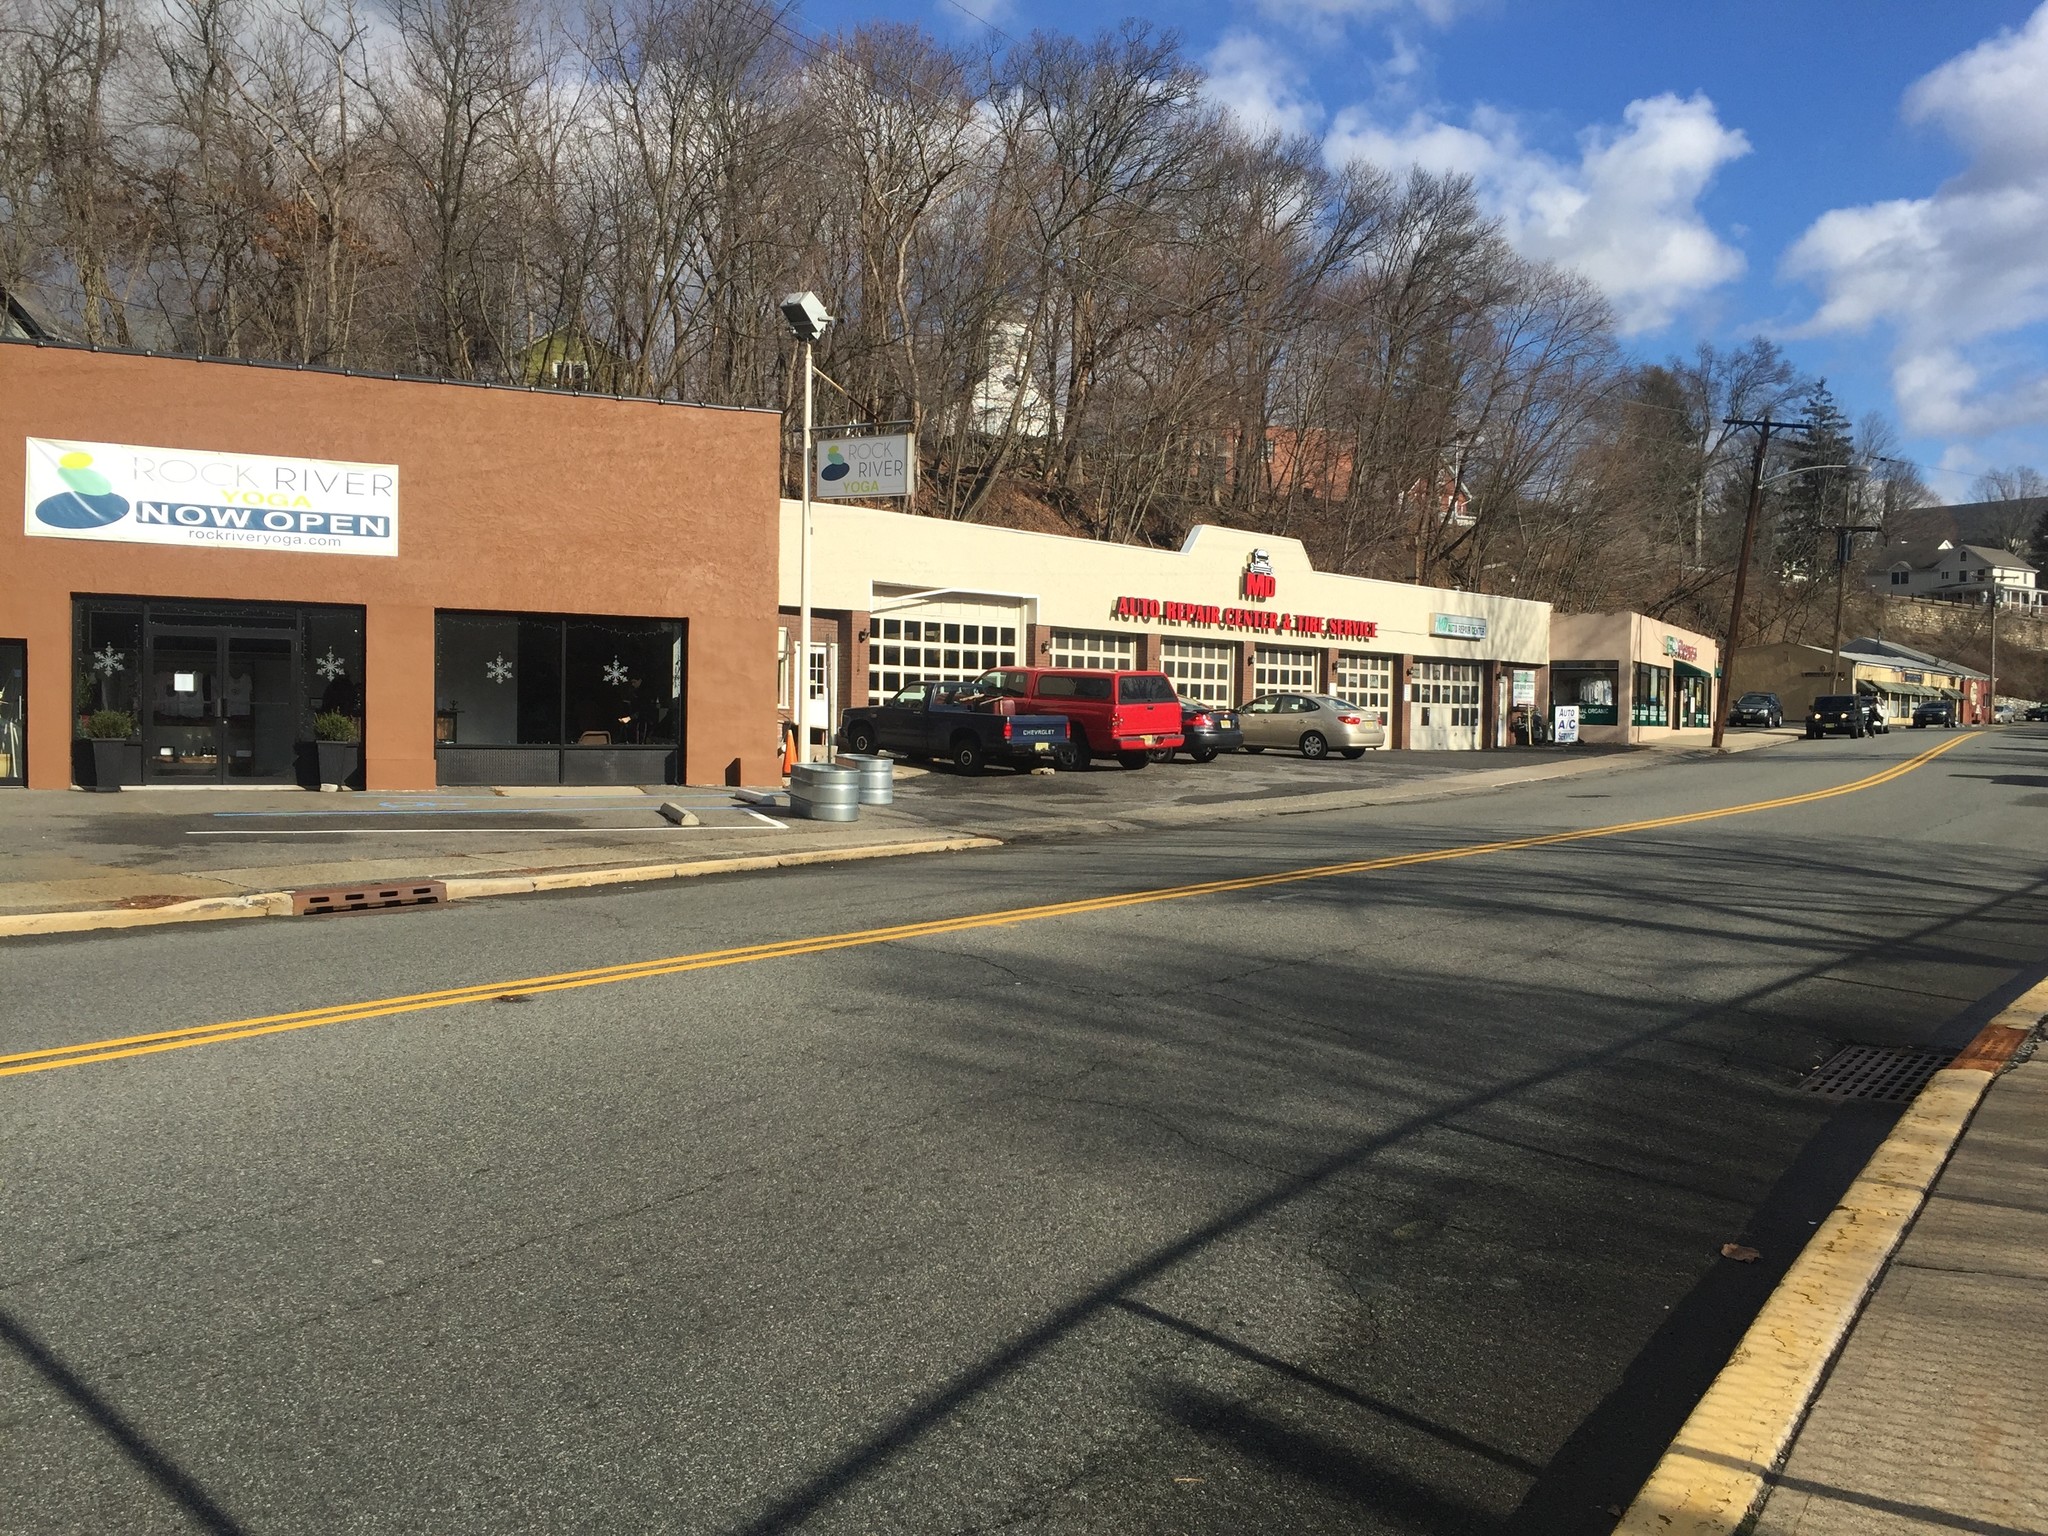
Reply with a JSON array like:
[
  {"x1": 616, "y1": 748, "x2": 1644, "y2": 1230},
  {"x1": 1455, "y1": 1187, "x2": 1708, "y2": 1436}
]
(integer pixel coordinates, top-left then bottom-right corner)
[
  {"x1": 1814, "y1": 696, "x2": 1857, "y2": 709},
  {"x1": 1738, "y1": 694, "x2": 1773, "y2": 706}
]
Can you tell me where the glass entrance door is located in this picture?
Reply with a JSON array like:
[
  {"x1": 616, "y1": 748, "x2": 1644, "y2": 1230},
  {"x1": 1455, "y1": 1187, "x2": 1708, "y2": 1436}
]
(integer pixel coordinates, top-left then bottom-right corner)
[
  {"x1": 145, "y1": 627, "x2": 298, "y2": 782},
  {"x1": 224, "y1": 634, "x2": 296, "y2": 780},
  {"x1": 148, "y1": 633, "x2": 224, "y2": 780}
]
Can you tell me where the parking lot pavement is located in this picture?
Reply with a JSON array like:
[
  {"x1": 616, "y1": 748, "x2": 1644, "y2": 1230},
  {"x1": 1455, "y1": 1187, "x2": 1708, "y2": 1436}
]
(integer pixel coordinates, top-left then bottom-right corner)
[
  {"x1": 879, "y1": 742, "x2": 1642, "y2": 840},
  {"x1": 0, "y1": 726, "x2": 1809, "y2": 920},
  {"x1": 0, "y1": 786, "x2": 953, "y2": 916}
]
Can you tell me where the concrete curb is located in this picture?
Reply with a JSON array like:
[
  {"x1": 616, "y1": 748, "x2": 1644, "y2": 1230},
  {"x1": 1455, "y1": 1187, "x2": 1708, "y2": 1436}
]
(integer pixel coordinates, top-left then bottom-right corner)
[
  {"x1": 0, "y1": 891, "x2": 295, "y2": 938},
  {"x1": 1610, "y1": 985, "x2": 2047, "y2": 1535},
  {"x1": 0, "y1": 838, "x2": 1000, "y2": 940}
]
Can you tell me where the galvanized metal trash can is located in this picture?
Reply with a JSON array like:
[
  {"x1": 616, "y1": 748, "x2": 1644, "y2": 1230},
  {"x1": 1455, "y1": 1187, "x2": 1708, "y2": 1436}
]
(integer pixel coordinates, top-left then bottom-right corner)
[
  {"x1": 834, "y1": 753, "x2": 895, "y2": 806},
  {"x1": 788, "y1": 762, "x2": 862, "y2": 822}
]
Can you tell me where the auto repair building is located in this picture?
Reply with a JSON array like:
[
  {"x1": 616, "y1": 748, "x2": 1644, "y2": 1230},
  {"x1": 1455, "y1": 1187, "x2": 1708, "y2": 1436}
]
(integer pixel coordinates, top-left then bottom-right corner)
[
  {"x1": 777, "y1": 501, "x2": 1552, "y2": 751},
  {"x1": 1, "y1": 340, "x2": 781, "y2": 790}
]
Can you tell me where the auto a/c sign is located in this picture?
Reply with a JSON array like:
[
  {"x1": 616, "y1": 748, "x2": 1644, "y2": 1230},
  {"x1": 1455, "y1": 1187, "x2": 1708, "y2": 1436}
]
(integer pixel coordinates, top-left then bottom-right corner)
[{"x1": 24, "y1": 438, "x2": 399, "y2": 556}]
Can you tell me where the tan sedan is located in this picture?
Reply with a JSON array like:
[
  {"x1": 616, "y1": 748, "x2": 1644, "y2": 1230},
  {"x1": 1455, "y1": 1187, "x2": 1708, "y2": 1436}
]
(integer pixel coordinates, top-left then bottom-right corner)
[{"x1": 1238, "y1": 693, "x2": 1389, "y2": 758}]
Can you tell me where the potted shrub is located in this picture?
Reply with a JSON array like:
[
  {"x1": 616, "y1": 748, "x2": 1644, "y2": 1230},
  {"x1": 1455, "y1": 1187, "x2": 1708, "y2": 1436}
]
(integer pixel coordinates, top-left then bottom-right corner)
[
  {"x1": 81, "y1": 710, "x2": 136, "y2": 792},
  {"x1": 313, "y1": 711, "x2": 362, "y2": 789}
]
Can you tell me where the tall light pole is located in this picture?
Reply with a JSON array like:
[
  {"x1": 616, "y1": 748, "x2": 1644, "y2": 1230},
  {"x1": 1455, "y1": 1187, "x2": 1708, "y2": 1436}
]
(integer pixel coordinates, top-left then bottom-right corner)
[{"x1": 781, "y1": 292, "x2": 833, "y2": 765}]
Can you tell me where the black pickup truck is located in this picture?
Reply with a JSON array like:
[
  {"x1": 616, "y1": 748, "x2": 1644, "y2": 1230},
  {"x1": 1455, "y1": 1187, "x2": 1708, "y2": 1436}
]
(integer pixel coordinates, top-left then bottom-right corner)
[{"x1": 838, "y1": 682, "x2": 1070, "y2": 773}]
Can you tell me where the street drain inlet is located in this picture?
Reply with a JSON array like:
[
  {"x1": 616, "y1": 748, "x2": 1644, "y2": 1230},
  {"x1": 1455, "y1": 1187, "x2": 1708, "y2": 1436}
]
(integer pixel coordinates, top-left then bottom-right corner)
[
  {"x1": 291, "y1": 880, "x2": 446, "y2": 917},
  {"x1": 1801, "y1": 1045, "x2": 1955, "y2": 1102}
]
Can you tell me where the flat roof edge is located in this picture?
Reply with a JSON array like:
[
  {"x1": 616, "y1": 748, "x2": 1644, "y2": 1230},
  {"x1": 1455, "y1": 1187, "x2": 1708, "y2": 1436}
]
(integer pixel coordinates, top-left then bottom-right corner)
[{"x1": 0, "y1": 334, "x2": 781, "y2": 416}]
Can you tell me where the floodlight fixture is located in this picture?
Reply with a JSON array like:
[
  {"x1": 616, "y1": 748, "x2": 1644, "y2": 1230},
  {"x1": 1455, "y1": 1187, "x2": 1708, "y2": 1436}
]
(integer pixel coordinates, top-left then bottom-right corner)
[{"x1": 781, "y1": 292, "x2": 833, "y2": 344}]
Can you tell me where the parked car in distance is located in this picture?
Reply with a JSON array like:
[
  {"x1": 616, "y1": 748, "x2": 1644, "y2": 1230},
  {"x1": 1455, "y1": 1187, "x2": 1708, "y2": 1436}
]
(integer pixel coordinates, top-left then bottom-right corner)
[
  {"x1": 1806, "y1": 694, "x2": 1867, "y2": 739},
  {"x1": 973, "y1": 666, "x2": 1184, "y2": 769},
  {"x1": 2025, "y1": 704, "x2": 2048, "y2": 722},
  {"x1": 838, "y1": 681, "x2": 1068, "y2": 773},
  {"x1": 1858, "y1": 695, "x2": 1890, "y2": 735},
  {"x1": 1912, "y1": 699, "x2": 1958, "y2": 729},
  {"x1": 1238, "y1": 694, "x2": 1388, "y2": 758},
  {"x1": 1728, "y1": 691, "x2": 1784, "y2": 727},
  {"x1": 1993, "y1": 703, "x2": 2015, "y2": 724},
  {"x1": 1150, "y1": 701, "x2": 1243, "y2": 763}
]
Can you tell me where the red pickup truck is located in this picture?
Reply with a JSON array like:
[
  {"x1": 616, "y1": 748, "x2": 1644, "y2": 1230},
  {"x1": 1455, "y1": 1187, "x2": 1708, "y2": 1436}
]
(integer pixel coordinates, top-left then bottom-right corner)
[{"x1": 973, "y1": 666, "x2": 1184, "y2": 769}]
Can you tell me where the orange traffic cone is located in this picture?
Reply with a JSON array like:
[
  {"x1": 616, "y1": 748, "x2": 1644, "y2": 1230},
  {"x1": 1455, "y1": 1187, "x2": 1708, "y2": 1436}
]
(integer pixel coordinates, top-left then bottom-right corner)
[{"x1": 780, "y1": 720, "x2": 798, "y2": 777}]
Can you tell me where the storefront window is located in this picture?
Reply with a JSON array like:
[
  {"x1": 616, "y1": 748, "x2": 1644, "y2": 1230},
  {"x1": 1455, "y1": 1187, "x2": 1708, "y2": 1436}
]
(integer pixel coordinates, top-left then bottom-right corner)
[
  {"x1": 302, "y1": 608, "x2": 366, "y2": 735},
  {"x1": 1552, "y1": 663, "x2": 1618, "y2": 726},
  {"x1": 1632, "y1": 663, "x2": 1671, "y2": 727},
  {"x1": 75, "y1": 604, "x2": 142, "y2": 729},
  {"x1": 434, "y1": 611, "x2": 681, "y2": 748}
]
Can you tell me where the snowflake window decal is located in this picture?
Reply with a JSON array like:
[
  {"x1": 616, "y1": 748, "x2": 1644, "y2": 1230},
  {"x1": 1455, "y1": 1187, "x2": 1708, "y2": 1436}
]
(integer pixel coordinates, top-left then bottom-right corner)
[
  {"x1": 92, "y1": 645, "x2": 125, "y2": 676},
  {"x1": 486, "y1": 654, "x2": 513, "y2": 684},
  {"x1": 602, "y1": 658, "x2": 628, "y2": 686},
  {"x1": 315, "y1": 650, "x2": 346, "y2": 681}
]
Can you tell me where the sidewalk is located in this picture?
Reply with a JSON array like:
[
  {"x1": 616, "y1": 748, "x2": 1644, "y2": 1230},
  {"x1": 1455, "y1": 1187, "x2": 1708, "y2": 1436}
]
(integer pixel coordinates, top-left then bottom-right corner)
[{"x1": 1751, "y1": 1051, "x2": 2048, "y2": 1536}]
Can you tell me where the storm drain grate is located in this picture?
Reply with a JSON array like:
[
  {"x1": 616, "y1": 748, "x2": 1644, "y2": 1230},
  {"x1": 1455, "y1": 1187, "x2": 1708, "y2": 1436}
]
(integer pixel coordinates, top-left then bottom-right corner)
[
  {"x1": 1801, "y1": 1045, "x2": 1955, "y2": 1102},
  {"x1": 291, "y1": 880, "x2": 446, "y2": 917}
]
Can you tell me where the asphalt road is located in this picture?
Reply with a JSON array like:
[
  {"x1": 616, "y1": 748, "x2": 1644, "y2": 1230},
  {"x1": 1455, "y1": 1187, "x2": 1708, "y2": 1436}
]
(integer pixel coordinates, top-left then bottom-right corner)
[{"x1": 5, "y1": 728, "x2": 2047, "y2": 1535}]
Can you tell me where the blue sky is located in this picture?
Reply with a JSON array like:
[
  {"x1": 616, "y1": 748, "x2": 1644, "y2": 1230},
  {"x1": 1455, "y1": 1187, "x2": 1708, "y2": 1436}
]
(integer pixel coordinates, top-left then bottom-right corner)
[{"x1": 798, "y1": 0, "x2": 2048, "y2": 503}]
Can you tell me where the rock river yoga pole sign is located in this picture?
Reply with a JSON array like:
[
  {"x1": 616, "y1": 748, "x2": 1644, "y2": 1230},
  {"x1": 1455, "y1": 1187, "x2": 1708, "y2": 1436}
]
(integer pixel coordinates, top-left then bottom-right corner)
[{"x1": 25, "y1": 438, "x2": 400, "y2": 556}]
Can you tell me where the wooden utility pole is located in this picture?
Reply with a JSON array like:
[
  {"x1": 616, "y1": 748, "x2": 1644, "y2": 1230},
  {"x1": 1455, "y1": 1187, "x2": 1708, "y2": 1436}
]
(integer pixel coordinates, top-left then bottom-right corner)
[{"x1": 1712, "y1": 417, "x2": 1810, "y2": 751}]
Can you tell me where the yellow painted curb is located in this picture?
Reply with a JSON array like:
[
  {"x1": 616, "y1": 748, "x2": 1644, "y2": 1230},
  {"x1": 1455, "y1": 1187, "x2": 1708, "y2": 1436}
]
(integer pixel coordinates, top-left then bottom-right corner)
[
  {"x1": 0, "y1": 891, "x2": 292, "y2": 939},
  {"x1": 0, "y1": 839, "x2": 1001, "y2": 939},
  {"x1": 1612, "y1": 1003, "x2": 2045, "y2": 1535}
]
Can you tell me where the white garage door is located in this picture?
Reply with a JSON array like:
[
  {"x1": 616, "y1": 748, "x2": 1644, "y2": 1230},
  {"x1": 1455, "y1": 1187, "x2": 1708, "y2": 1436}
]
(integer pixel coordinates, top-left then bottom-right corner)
[
  {"x1": 1253, "y1": 645, "x2": 1320, "y2": 693},
  {"x1": 1410, "y1": 659, "x2": 1482, "y2": 750},
  {"x1": 1332, "y1": 652, "x2": 1394, "y2": 727},
  {"x1": 1049, "y1": 629, "x2": 1136, "y2": 671},
  {"x1": 1163, "y1": 639, "x2": 1235, "y2": 706},
  {"x1": 869, "y1": 596, "x2": 1023, "y2": 704}
]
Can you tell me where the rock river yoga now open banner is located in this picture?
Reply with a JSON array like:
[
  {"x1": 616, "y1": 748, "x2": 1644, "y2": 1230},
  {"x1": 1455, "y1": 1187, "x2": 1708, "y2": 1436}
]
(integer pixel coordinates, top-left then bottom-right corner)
[{"x1": 24, "y1": 438, "x2": 400, "y2": 556}]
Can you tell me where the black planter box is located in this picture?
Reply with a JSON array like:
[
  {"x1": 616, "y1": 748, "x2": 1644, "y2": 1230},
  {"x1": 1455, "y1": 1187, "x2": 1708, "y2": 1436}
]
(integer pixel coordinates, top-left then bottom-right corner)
[
  {"x1": 79, "y1": 737, "x2": 140, "y2": 791},
  {"x1": 315, "y1": 739, "x2": 363, "y2": 790}
]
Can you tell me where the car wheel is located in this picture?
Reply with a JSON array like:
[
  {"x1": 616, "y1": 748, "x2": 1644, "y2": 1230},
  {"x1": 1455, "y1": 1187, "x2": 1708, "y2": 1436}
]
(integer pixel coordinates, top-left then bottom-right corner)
[
  {"x1": 951, "y1": 736, "x2": 985, "y2": 774},
  {"x1": 1145, "y1": 747, "x2": 1171, "y2": 763},
  {"x1": 1117, "y1": 751, "x2": 1149, "y2": 770},
  {"x1": 1243, "y1": 745, "x2": 1265, "y2": 754},
  {"x1": 1339, "y1": 748, "x2": 1366, "y2": 759},
  {"x1": 1050, "y1": 740, "x2": 1083, "y2": 771},
  {"x1": 1189, "y1": 747, "x2": 1218, "y2": 763},
  {"x1": 843, "y1": 721, "x2": 877, "y2": 755},
  {"x1": 1299, "y1": 732, "x2": 1329, "y2": 759}
]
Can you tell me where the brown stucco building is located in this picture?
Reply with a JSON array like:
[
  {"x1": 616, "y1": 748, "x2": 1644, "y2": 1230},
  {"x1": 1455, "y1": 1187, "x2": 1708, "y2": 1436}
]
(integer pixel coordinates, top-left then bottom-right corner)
[{"x1": 0, "y1": 341, "x2": 780, "y2": 790}]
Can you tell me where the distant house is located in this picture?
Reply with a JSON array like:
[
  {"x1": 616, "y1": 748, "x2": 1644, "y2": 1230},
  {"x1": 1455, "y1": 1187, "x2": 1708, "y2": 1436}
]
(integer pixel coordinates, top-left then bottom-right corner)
[
  {"x1": 1, "y1": 286, "x2": 53, "y2": 341},
  {"x1": 513, "y1": 331, "x2": 627, "y2": 394},
  {"x1": 970, "y1": 321, "x2": 1057, "y2": 437},
  {"x1": 1873, "y1": 538, "x2": 2041, "y2": 607}
]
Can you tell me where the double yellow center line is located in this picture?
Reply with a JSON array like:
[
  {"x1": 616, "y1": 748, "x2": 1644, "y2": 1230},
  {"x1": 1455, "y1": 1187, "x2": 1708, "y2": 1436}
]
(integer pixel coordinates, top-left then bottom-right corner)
[{"x1": 2, "y1": 735, "x2": 1971, "y2": 1079}]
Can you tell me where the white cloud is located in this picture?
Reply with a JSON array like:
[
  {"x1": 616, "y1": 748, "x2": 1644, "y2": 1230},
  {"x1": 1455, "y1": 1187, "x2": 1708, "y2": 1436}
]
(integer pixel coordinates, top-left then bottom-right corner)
[
  {"x1": 1786, "y1": 4, "x2": 2048, "y2": 437},
  {"x1": 1327, "y1": 93, "x2": 1751, "y2": 333},
  {"x1": 1255, "y1": 0, "x2": 1470, "y2": 27},
  {"x1": 1202, "y1": 32, "x2": 1323, "y2": 139}
]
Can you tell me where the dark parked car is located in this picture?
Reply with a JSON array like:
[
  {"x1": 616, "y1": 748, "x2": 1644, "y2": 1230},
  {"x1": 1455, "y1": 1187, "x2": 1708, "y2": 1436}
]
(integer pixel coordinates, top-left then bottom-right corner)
[
  {"x1": 1912, "y1": 699, "x2": 1958, "y2": 729},
  {"x1": 2025, "y1": 704, "x2": 2048, "y2": 722},
  {"x1": 1806, "y1": 694, "x2": 1867, "y2": 739},
  {"x1": 1858, "y1": 695, "x2": 1890, "y2": 735},
  {"x1": 1728, "y1": 691, "x2": 1784, "y2": 727},
  {"x1": 838, "y1": 681, "x2": 1069, "y2": 772},
  {"x1": 1149, "y1": 701, "x2": 1243, "y2": 763}
]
